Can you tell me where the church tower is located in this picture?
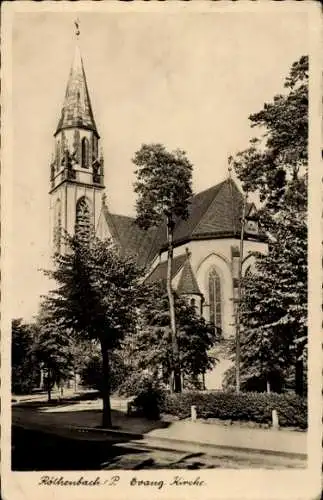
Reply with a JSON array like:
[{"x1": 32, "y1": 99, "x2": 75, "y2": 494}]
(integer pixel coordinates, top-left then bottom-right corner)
[{"x1": 49, "y1": 29, "x2": 105, "y2": 253}]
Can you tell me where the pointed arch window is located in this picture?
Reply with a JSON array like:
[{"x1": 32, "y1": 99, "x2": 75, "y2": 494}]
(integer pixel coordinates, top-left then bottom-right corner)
[
  {"x1": 208, "y1": 267, "x2": 222, "y2": 331},
  {"x1": 81, "y1": 137, "x2": 89, "y2": 168},
  {"x1": 75, "y1": 197, "x2": 91, "y2": 242},
  {"x1": 54, "y1": 199, "x2": 62, "y2": 253}
]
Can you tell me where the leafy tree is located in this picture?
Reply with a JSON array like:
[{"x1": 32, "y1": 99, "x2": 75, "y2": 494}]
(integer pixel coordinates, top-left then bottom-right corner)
[
  {"x1": 33, "y1": 302, "x2": 74, "y2": 401},
  {"x1": 80, "y1": 345, "x2": 131, "y2": 394},
  {"x1": 12, "y1": 319, "x2": 39, "y2": 394},
  {"x1": 124, "y1": 283, "x2": 218, "y2": 388},
  {"x1": 230, "y1": 56, "x2": 308, "y2": 395},
  {"x1": 133, "y1": 143, "x2": 193, "y2": 392},
  {"x1": 69, "y1": 338, "x2": 99, "y2": 392},
  {"x1": 231, "y1": 55, "x2": 308, "y2": 213},
  {"x1": 43, "y1": 236, "x2": 141, "y2": 427}
]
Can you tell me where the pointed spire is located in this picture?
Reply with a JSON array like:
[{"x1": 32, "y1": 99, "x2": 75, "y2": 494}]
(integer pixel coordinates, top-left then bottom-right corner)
[
  {"x1": 55, "y1": 23, "x2": 99, "y2": 137},
  {"x1": 176, "y1": 253, "x2": 202, "y2": 296}
]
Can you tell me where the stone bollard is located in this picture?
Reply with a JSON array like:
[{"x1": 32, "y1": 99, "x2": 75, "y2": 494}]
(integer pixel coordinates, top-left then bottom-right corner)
[
  {"x1": 191, "y1": 405, "x2": 197, "y2": 422},
  {"x1": 272, "y1": 409, "x2": 279, "y2": 429}
]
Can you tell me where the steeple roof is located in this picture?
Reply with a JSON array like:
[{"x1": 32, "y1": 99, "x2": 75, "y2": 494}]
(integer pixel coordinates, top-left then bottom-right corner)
[
  {"x1": 55, "y1": 44, "x2": 99, "y2": 137},
  {"x1": 176, "y1": 258, "x2": 202, "y2": 296}
]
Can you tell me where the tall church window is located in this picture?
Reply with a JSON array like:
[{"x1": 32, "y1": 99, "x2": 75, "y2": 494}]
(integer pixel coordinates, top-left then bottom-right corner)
[
  {"x1": 208, "y1": 267, "x2": 222, "y2": 331},
  {"x1": 54, "y1": 199, "x2": 62, "y2": 253},
  {"x1": 81, "y1": 137, "x2": 89, "y2": 168},
  {"x1": 75, "y1": 197, "x2": 91, "y2": 242}
]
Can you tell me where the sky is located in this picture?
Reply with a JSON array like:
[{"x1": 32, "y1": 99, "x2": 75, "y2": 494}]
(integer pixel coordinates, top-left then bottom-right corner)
[{"x1": 9, "y1": 8, "x2": 308, "y2": 320}]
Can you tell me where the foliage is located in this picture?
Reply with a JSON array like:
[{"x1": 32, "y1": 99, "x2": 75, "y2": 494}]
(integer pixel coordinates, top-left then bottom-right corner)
[
  {"x1": 44, "y1": 236, "x2": 140, "y2": 347},
  {"x1": 231, "y1": 55, "x2": 308, "y2": 212},
  {"x1": 123, "y1": 283, "x2": 218, "y2": 385},
  {"x1": 230, "y1": 55, "x2": 308, "y2": 394},
  {"x1": 80, "y1": 348, "x2": 130, "y2": 394},
  {"x1": 133, "y1": 143, "x2": 193, "y2": 229},
  {"x1": 133, "y1": 143, "x2": 194, "y2": 394},
  {"x1": 33, "y1": 302, "x2": 75, "y2": 399},
  {"x1": 43, "y1": 235, "x2": 142, "y2": 426},
  {"x1": 161, "y1": 391, "x2": 307, "y2": 429},
  {"x1": 132, "y1": 375, "x2": 167, "y2": 420},
  {"x1": 12, "y1": 319, "x2": 39, "y2": 394}
]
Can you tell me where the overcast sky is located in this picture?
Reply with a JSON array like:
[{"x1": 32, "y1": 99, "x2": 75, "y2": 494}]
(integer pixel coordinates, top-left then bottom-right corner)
[{"x1": 9, "y1": 8, "x2": 308, "y2": 320}]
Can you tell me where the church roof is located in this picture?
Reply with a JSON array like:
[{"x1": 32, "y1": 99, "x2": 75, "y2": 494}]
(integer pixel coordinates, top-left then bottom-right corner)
[
  {"x1": 99, "y1": 178, "x2": 263, "y2": 270},
  {"x1": 163, "y1": 178, "x2": 244, "y2": 248},
  {"x1": 176, "y1": 258, "x2": 202, "y2": 296},
  {"x1": 55, "y1": 45, "x2": 99, "y2": 137},
  {"x1": 145, "y1": 254, "x2": 187, "y2": 285},
  {"x1": 102, "y1": 207, "x2": 159, "y2": 269}
]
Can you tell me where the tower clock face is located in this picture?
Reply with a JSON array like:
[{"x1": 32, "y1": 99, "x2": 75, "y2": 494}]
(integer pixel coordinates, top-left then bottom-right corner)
[{"x1": 245, "y1": 219, "x2": 258, "y2": 234}]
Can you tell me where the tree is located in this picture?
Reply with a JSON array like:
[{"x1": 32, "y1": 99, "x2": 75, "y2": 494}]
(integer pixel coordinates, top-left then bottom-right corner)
[
  {"x1": 12, "y1": 319, "x2": 39, "y2": 394},
  {"x1": 124, "y1": 283, "x2": 218, "y2": 388},
  {"x1": 43, "y1": 236, "x2": 141, "y2": 426},
  {"x1": 133, "y1": 143, "x2": 193, "y2": 392},
  {"x1": 33, "y1": 302, "x2": 74, "y2": 401},
  {"x1": 230, "y1": 56, "x2": 308, "y2": 394},
  {"x1": 80, "y1": 343, "x2": 130, "y2": 394}
]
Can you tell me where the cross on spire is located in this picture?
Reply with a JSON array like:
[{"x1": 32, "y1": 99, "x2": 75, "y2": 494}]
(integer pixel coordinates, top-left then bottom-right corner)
[{"x1": 74, "y1": 19, "x2": 80, "y2": 38}]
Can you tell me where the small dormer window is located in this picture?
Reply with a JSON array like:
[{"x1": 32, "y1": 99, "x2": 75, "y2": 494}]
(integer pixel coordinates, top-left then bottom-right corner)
[{"x1": 81, "y1": 137, "x2": 89, "y2": 168}]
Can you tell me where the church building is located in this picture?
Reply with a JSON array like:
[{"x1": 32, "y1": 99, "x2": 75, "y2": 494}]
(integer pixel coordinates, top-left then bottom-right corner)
[{"x1": 49, "y1": 37, "x2": 267, "y2": 388}]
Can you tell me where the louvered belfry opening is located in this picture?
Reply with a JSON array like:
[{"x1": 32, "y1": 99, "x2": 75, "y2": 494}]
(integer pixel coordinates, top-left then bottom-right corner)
[{"x1": 81, "y1": 137, "x2": 89, "y2": 168}]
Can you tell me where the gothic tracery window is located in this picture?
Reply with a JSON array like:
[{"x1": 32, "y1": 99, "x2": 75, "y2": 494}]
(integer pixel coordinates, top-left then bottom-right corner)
[
  {"x1": 75, "y1": 197, "x2": 91, "y2": 242},
  {"x1": 81, "y1": 137, "x2": 89, "y2": 168},
  {"x1": 208, "y1": 267, "x2": 222, "y2": 331}
]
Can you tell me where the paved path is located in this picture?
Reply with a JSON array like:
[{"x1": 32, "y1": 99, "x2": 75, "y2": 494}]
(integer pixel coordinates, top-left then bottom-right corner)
[
  {"x1": 12, "y1": 397, "x2": 307, "y2": 457},
  {"x1": 146, "y1": 420, "x2": 306, "y2": 456}
]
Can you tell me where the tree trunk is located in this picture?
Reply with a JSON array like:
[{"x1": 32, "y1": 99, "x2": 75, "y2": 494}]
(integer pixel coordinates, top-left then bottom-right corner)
[
  {"x1": 100, "y1": 339, "x2": 112, "y2": 428},
  {"x1": 46, "y1": 366, "x2": 51, "y2": 402},
  {"x1": 39, "y1": 367, "x2": 44, "y2": 390},
  {"x1": 166, "y1": 216, "x2": 181, "y2": 393}
]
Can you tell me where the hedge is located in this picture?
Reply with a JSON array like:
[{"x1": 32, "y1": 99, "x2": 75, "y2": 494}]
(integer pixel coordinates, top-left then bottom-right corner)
[{"x1": 160, "y1": 391, "x2": 307, "y2": 429}]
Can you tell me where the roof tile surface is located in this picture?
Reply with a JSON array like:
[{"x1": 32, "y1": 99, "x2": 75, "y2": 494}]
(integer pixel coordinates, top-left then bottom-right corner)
[{"x1": 56, "y1": 45, "x2": 98, "y2": 136}]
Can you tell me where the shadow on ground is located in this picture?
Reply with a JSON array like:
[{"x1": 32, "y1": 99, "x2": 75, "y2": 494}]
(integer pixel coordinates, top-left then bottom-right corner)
[{"x1": 12, "y1": 393, "x2": 174, "y2": 470}]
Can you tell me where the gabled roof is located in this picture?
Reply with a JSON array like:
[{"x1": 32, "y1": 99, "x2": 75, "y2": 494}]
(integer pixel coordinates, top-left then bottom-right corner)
[
  {"x1": 154, "y1": 178, "x2": 246, "y2": 252},
  {"x1": 102, "y1": 206, "x2": 159, "y2": 269},
  {"x1": 98, "y1": 178, "x2": 263, "y2": 270},
  {"x1": 145, "y1": 254, "x2": 187, "y2": 285},
  {"x1": 173, "y1": 178, "x2": 243, "y2": 243},
  {"x1": 55, "y1": 45, "x2": 99, "y2": 136},
  {"x1": 176, "y1": 259, "x2": 202, "y2": 296}
]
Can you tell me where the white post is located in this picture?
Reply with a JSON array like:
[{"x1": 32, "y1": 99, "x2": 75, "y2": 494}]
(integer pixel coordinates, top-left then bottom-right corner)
[
  {"x1": 191, "y1": 405, "x2": 197, "y2": 422},
  {"x1": 272, "y1": 409, "x2": 279, "y2": 429}
]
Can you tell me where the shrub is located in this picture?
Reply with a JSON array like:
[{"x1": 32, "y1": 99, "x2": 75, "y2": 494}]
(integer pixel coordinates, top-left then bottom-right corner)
[
  {"x1": 121, "y1": 373, "x2": 166, "y2": 420},
  {"x1": 117, "y1": 370, "x2": 162, "y2": 397},
  {"x1": 160, "y1": 391, "x2": 307, "y2": 429}
]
